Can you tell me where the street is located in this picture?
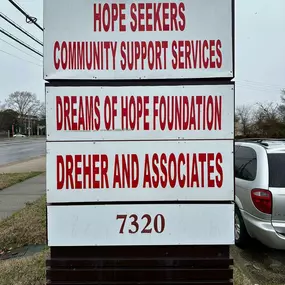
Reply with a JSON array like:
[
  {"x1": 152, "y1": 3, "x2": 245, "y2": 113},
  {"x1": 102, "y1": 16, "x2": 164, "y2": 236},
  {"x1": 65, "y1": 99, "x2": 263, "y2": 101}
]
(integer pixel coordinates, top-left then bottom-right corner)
[{"x1": 0, "y1": 138, "x2": 45, "y2": 166}]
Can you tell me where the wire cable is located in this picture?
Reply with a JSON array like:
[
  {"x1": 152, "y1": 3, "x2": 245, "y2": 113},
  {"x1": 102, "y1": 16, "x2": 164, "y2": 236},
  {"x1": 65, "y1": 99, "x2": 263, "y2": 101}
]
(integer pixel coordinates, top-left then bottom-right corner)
[
  {"x1": 0, "y1": 27, "x2": 42, "y2": 57},
  {"x1": 0, "y1": 37, "x2": 42, "y2": 62},
  {"x1": 0, "y1": 12, "x2": 42, "y2": 46},
  {"x1": 8, "y1": 0, "x2": 43, "y2": 31},
  {"x1": 0, "y1": 48, "x2": 42, "y2": 67}
]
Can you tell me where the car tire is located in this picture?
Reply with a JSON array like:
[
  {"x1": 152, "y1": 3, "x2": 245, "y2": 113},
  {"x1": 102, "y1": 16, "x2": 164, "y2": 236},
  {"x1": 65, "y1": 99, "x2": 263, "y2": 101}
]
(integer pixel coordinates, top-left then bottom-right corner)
[{"x1": 235, "y1": 206, "x2": 250, "y2": 248}]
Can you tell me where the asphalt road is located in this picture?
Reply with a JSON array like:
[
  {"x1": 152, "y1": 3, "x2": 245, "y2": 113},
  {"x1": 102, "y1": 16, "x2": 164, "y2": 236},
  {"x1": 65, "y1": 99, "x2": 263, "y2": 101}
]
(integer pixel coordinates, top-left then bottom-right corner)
[{"x1": 0, "y1": 138, "x2": 46, "y2": 166}]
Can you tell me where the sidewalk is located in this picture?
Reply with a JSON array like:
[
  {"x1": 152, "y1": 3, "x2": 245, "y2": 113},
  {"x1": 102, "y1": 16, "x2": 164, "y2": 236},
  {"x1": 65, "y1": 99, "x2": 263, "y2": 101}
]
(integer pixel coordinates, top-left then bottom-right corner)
[
  {"x1": 0, "y1": 156, "x2": 46, "y2": 173},
  {"x1": 0, "y1": 157, "x2": 46, "y2": 221}
]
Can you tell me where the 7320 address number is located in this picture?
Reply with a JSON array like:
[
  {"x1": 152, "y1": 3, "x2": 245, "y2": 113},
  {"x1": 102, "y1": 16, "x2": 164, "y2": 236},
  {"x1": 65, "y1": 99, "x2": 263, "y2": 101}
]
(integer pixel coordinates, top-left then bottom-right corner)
[{"x1": 116, "y1": 214, "x2": 165, "y2": 234}]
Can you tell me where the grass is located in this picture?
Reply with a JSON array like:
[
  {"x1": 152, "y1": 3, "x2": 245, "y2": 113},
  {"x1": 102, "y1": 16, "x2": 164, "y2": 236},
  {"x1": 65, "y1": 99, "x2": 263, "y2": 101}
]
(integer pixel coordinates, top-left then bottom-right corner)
[
  {"x1": 234, "y1": 264, "x2": 253, "y2": 285},
  {"x1": 0, "y1": 253, "x2": 248, "y2": 285},
  {"x1": 0, "y1": 194, "x2": 253, "y2": 285},
  {"x1": 0, "y1": 250, "x2": 48, "y2": 285},
  {"x1": 0, "y1": 196, "x2": 46, "y2": 251},
  {"x1": 0, "y1": 172, "x2": 43, "y2": 190}
]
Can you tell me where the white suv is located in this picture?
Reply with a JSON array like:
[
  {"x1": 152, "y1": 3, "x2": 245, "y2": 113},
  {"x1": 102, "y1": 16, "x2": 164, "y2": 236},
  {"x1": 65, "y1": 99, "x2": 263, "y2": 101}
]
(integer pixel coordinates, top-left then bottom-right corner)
[{"x1": 234, "y1": 139, "x2": 285, "y2": 250}]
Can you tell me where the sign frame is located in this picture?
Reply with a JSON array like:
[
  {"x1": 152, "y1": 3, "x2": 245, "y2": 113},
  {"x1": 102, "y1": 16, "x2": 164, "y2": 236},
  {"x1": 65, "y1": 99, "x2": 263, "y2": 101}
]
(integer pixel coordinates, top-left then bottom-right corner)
[
  {"x1": 46, "y1": 139, "x2": 234, "y2": 203},
  {"x1": 46, "y1": 83, "x2": 235, "y2": 141},
  {"x1": 43, "y1": 0, "x2": 235, "y2": 80},
  {"x1": 47, "y1": 203, "x2": 235, "y2": 246}
]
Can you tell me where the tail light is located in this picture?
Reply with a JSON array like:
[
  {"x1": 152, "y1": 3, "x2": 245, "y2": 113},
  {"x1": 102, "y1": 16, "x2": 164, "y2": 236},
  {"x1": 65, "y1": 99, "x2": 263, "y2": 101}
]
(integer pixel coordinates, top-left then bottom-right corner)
[{"x1": 251, "y1": 189, "x2": 272, "y2": 214}]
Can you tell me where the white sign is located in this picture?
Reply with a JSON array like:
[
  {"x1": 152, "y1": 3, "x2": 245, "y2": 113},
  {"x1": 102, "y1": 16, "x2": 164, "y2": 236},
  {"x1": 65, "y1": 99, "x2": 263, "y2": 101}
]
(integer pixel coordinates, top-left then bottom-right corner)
[
  {"x1": 46, "y1": 140, "x2": 234, "y2": 203},
  {"x1": 44, "y1": 0, "x2": 234, "y2": 80},
  {"x1": 47, "y1": 204, "x2": 234, "y2": 246},
  {"x1": 46, "y1": 84, "x2": 234, "y2": 141}
]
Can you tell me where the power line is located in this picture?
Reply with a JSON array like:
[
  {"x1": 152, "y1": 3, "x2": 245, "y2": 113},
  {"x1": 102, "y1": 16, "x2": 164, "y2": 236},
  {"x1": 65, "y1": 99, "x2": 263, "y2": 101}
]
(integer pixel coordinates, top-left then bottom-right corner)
[
  {"x1": 0, "y1": 37, "x2": 42, "y2": 62},
  {"x1": 8, "y1": 0, "x2": 43, "y2": 31},
  {"x1": 0, "y1": 27, "x2": 42, "y2": 57},
  {"x1": 236, "y1": 79, "x2": 285, "y2": 89},
  {"x1": 0, "y1": 48, "x2": 42, "y2": 67},
  {"x1": 0, "y1": 12, "x2": 43, "y2": 46}
]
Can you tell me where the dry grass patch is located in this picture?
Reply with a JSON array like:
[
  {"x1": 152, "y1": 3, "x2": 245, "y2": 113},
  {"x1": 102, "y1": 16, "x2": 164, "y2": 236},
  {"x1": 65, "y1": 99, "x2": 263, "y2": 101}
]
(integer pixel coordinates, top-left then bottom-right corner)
[
  {"x1": 0, "y1": 196, "x2": 46, "y2": 251},
  {"x1": 234, "y1": 265, "x2": 253, "y2": 285},
  {"x1": 0, "y1": 250, "x2": 48, "y2": 285},
  {"x1": 0, "y1": 172, "x2": 42, "y2": 190}
]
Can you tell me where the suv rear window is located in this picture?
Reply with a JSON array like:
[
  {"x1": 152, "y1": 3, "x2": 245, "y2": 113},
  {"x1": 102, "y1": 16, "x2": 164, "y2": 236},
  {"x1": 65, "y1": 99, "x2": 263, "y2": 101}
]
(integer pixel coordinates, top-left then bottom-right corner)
[
  {"x1": 235, "y1": 146, "x2": 257, "y2": 181},
  {"x1": 268, "y1": 153, "x2": 285, "y2": 187}
]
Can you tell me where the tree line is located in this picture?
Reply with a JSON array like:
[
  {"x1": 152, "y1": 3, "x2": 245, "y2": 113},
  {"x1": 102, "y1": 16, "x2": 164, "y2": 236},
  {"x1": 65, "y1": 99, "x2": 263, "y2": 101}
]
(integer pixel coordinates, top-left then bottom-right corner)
[
  {"x1": 0, "y1": 91, "x2": 45, "y2": 136},
  {"x1": 235, "y1": 90, "x2": 285, "y2": 138}
]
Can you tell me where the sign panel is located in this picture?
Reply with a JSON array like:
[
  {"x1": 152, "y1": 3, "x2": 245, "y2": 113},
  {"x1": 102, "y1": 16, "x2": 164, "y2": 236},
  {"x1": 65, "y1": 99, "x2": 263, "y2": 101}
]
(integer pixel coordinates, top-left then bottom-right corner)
[
  {"x1": 46, "y1": 140, "x2": 234, "y2": 203},
  {"x1": 44, "y1": 0, "x2": 234, "y2": 80},
  {"x1": 46, "y1": 84, "x2": 234, "y2": 141},
  {"x1": 47, "y1": 203, "x2": 234, "y2": 246}
]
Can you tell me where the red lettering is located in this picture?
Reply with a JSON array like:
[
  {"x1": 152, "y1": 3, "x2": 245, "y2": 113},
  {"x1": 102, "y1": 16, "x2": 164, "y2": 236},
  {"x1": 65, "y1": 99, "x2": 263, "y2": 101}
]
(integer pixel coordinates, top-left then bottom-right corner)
[
  {"x1": 52, "y1": 41, "x2": 117, "y2": 71},
  {"x1": 171, "y1": 40, "x2": 223, "y2": 70},
  {"x1": 199, "y1": 153, "x2": 207, "y2": 187},
  {"x1": 177, "y1": 153, "x2": 186, "y2": 187},
  {"x1": 56, "y1": 154, "x2": 110, "y2": 190},
  {"x1": 54, "y1": 41, "x2": 60, "y2": 70},
  {"x1": 216, "y1": 153, "x2": 223, "y2": 188},
  {"x1": 104, "y1": 96, "x2": 111, "y2": 130},
  {"x1": 207, "y1": 153, "x2": 215, "y2": 187},
  {"x1": 56, "y1": 155, "x2": 64, "y2": 190},
  {"x1": 101, "y1": 154, "x2": 109, "y2": 188},
  {"x1": 209, "y1": 40, "x2": 216, "y2": 68},
  {"x1": 120, "y1": 41, "x2": 168, "y2": 71},
  {"x1": 61, "y1": 41, "x2": 67, "y2": 70},
  {"x1": 120, "y1": 96, "x2": 150, "y2": 131},
  {"x1": 56, "y1": 96, "x2": 63, "y2": 130},
  {"x1": 74, "y1": 155, "x2": 82, "y2": 189},
  {"x1": 71, "y1": 96, "x2": 77, "y2": 130},
  {"x1": 92, "y1": 154, "x2": 100, "y2": 188},
  {"x1": 113, "y1": 154, "x2": 122, "y2": 188},
  {"x1": 178, "y1": 3, "x2": 186, "y2": 31},
  {"x1": 168, "y1": 153, "x2": 176, "y2": 188},
  {"x1": 83, "y1": 155, "x2": 92, "y2": 189},
  {"x1": 160, "y1": 153, "x2": 167, "y2": 188},
  {"x1": 216, "y1": 40, "x2": 222, "y2": 68},
  {"x1": 151, "y1": 95, "x2": 222, "y2": 131},
  {"x1": 129, "y1": 3, "x2": 185, "y2": 32},
  {"x1": 130, "y1": 4, "x2": 137, "y2": 32},
  {"x1": 143, "y1": 154, "x2": 151, "y2": 188},
  {"x1": 191, "y1": 154, "x2": 199, "y2": 187},
  {"x1": 152, "y1": 153, "x2": 159, "y2": 188},
  {"x1": 63, "y1": 96, "x2": 71, "y2": 130},
  {"x1": 66, "y1": 155, "x2": 74, "y2": 189},
  {"x1": 140, "y1": 152, "x2": 224, "y2": 189},
  {"x1": 119, "y1": 4, "x2": 126, "y2": 32},
  {"x1": 203, "y1": 41, "x2": 209, "y2": 68}
]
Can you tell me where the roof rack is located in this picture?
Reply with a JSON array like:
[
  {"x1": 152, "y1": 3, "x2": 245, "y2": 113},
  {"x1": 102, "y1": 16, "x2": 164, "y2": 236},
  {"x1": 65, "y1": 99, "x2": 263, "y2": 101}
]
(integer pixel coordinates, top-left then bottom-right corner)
[{"x1": 236, "y1": 138, "x2": 285, "y2": 147}]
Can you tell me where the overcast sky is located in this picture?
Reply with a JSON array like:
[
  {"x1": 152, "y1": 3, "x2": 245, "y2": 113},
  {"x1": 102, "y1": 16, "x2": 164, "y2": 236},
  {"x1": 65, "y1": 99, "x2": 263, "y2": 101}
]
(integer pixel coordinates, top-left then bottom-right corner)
[{"x1": 0, "y1": 0, "x2": 285, "y2": 107}]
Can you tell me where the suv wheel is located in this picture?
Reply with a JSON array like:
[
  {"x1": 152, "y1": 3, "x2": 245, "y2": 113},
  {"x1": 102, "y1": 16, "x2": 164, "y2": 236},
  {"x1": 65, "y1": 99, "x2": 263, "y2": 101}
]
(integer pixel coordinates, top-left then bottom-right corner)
[{"x1": 235, "y1": 206, "x2": 250, "y2": 248}]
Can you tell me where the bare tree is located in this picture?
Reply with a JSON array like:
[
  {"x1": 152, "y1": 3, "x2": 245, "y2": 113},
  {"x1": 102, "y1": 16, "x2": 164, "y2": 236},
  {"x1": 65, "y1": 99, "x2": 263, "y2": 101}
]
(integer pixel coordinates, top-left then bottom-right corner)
[
  {"x1": 253, "y1": 102, "x2": 284, "y2": 137},
  {"x1": 235, "y1": 105, "x2": 253, "y2": 136},
  {"x1": 5, "y1": 91, "x2": 44, "y2": 135},
  {"x1": 278, "y1": 89, "x2": 285, "y2": 122},
  {"x1": 5, "y1": 91, "x2": 42, "y2": 119}
]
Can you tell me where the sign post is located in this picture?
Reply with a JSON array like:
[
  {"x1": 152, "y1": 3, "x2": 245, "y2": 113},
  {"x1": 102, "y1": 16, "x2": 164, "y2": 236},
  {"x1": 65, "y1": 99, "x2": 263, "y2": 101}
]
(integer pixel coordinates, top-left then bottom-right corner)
[{"x1": 44, "y1": 0, "x2": 235, "y2": 284}]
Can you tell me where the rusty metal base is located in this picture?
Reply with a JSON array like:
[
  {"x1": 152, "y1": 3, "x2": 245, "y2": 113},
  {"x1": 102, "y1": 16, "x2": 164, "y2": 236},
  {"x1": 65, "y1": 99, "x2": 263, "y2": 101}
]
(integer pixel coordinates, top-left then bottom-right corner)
[{"x1": 46, "y1": 245, "x2": 233, "y2": 285}]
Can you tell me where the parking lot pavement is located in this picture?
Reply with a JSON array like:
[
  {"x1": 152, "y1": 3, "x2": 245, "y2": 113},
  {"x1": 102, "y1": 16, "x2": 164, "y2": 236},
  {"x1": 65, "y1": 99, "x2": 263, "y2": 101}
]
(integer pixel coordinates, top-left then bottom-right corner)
[
  {"x1": 0, "y1": 137, "x2": 45, "y2": 166},
  {"x1": 231, "y1": 241, "x2": 285, "y2": 285}
]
